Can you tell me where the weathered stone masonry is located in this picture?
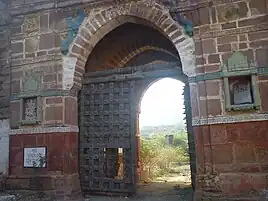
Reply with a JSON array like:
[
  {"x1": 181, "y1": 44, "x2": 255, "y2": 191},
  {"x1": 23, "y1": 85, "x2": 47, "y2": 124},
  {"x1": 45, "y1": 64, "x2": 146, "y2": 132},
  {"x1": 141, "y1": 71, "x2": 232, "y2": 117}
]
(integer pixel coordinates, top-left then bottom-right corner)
[
  {"x1": 1, "y1": 0, "x2": 268, "y2": 200},
  {"x1": 190, "y1": 0, "x2": 268, "y2": 200},
  {"x1": 0, "y1": 0, "x2": 11, "y2": 175}
]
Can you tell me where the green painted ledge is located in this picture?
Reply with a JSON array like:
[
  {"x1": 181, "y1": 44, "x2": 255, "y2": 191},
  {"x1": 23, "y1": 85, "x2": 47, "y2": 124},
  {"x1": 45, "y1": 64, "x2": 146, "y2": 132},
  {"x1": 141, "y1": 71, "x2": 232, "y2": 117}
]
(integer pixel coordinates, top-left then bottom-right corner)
[{"x1": 188, "y1": 67, "x2": 268, "y2": 83}]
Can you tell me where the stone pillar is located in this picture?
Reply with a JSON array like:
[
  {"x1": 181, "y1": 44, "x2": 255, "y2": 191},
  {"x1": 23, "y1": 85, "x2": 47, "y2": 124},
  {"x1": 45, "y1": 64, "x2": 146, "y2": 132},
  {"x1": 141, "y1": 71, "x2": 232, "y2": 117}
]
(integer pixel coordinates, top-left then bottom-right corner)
[{"x1": 7, "y1": 5, "x2": 81, "y2": 197}]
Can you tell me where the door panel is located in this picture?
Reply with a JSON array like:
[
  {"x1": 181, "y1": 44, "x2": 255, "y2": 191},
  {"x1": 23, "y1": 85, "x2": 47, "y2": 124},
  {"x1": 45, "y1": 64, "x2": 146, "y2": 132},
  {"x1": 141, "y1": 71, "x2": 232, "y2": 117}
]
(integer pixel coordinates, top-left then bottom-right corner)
[{"x1": 79, "y1": 81, "x2": 137, "y2": 195}]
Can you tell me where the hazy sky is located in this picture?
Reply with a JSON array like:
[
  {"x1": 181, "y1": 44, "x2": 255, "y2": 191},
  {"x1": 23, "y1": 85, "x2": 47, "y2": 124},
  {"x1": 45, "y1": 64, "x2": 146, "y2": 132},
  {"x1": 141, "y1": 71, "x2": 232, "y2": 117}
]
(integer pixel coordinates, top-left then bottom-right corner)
[{"x1": 139, "y1": 78, "x2": 185, "y2": 127}]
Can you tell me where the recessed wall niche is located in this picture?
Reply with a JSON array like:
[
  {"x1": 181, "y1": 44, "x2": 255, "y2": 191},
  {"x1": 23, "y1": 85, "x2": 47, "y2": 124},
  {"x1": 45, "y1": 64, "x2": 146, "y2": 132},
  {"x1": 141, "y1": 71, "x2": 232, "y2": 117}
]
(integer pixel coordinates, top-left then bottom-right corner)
[
  {"x1": 222, "y1": 52, "x2": 260, "y2": 111},
  {"x1": 20, "y1": 72, "x2": 42, "y2": 125},
  {"x1": 20, "y1": 97, "x2": 41, "y2": 125}
]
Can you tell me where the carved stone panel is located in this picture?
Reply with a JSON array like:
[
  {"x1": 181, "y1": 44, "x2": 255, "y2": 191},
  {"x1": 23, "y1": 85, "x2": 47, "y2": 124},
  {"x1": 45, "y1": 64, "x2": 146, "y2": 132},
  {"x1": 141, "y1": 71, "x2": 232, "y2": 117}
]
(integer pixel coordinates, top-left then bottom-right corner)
[
  {"x1": 24, "y1": 14, "x2": 40, "y2": 34},
  {"x1": 23, "y1": 97, "x2": 37, "y2": 121}
]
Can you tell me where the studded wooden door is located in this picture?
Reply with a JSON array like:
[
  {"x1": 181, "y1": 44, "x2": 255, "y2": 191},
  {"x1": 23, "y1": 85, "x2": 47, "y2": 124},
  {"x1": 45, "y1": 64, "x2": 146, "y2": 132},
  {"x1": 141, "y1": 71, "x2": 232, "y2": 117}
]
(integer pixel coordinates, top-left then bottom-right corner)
[{"x1": 79, "y1": 80, "x2": 137, "y2": 196}]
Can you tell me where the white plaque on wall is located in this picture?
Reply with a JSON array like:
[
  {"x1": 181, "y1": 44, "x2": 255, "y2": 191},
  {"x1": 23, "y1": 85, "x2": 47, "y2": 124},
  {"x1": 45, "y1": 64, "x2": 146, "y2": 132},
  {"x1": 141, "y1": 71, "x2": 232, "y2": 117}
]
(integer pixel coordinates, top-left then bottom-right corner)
[
  {"x1": 23, "y1": 147, "x2": 47, "y2": 168},
  {"x1": 233, "y1": 82, "x2": 252, "y2": 105}
]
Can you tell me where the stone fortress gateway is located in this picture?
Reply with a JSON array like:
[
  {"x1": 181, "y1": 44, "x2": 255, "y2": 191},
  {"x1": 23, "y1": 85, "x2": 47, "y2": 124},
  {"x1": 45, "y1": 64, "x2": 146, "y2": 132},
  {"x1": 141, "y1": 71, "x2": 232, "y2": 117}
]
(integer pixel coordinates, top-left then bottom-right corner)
[{"x1": 0, "y1": 0, "x2": 268, "y2": 200}]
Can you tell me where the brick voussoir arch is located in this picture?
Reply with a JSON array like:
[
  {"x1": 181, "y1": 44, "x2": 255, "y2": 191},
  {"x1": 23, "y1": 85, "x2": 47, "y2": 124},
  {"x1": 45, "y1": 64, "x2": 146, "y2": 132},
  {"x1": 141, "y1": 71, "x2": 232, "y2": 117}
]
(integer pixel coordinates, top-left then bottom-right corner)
[
  {"x1": 68, "y1": 0, "x2": 195, "y2": 89},
  {"x1": 118, "y1": 45, "x2": 180, "y2": 67}
]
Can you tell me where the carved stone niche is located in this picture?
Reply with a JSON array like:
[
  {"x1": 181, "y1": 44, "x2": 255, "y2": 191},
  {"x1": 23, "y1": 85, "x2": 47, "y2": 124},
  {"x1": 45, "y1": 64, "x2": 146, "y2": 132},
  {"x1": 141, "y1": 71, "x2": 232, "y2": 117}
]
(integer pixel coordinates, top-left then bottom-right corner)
[
  {"x1": 20, "y1": 73, "x2": 42, "y2": 125},
  {"x1": 222, "y1": 52, "x2": 260, "y2": 111},
  {"x1": 20, "y1": 97, "x2": 42, "y2": 125}
]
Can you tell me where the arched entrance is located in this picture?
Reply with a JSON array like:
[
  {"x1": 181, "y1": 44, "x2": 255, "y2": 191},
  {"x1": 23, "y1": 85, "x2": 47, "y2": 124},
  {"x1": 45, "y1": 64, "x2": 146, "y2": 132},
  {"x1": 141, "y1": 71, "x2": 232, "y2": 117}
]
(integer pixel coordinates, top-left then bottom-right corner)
[
  {"x1": 137, "y1": 77, "x2": 195, "y2": 187},
  {"x1": 77, "y1": 21, "x2": 196, "y2": 196}
]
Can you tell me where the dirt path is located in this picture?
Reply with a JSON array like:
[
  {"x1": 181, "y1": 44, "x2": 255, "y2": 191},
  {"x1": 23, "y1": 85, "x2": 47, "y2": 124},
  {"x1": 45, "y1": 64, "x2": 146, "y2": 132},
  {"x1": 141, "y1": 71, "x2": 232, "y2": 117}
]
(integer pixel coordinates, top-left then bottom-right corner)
[
  {"x1": 85, "y1": 173, "x2": 193, "y2": 201},
  {"x1": 85, "y1": 183, "x2": 193, "y2": 201}
]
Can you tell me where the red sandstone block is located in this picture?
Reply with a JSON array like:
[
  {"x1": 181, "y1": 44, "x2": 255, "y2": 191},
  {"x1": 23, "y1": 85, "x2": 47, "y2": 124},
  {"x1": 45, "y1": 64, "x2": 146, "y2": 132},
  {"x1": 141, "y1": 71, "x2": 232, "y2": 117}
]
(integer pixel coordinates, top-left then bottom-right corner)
[
  {"x1": 213, "y1": 164, "x2": 233, "y2": 173},
  {"x1": 45, "y1": 105, "x2": 63, "y2": 121},
  {"x1": 238, "y1": 15, "x2": 268, "y2": 27},
  {"x1": 249, "y1": 0, "x2": 267, "y2": 14},
  {"x1": 204, "y1": 64, "x2": 221, "y2": 73},
  {"x1": 238, "y1": 121, "x2": 268, "y2": 142},
  {"x1": 195, "y1": 145, "x2": 205, "y2": 169},
  {"x1": 21, "y1": 135, "x2": 36, "y2": 146},
  {"x1": 210, "y1": 124, "x2": 227, "y2": 145},
  {"x1": 204, "y1": 145, "x2": 213, "y2": 164},
  {"x1": 46, "y1": 97, "x2": 63, "y2": 104},
  {"x1": 256, "y1": 48, "x2": 268, "y2": 67},
  {"x1": 260, "y1": 164, "x2": 268, "y2": 172},
  {"x1": 212, "y1": 144, "x2": 234, "y2": 164},
  {"x1": 234, "y1": 143, "x2": 256, "y2": 163},
  {"x1": 195, "y1": 66, "x2": 204, "y2": 74},
  {"x1": 201, "y1": 125, "x2": 210, "y2": 145},
  {"x1": 208, "y1": 81, "x2": 221, "y2": 97},
  {"x1": 250, "y1": 40, "x2": 268, "y2": 48},
  {"x1": 199, "y1": 100, "x2": 208, "y2": 117},
  {"x1": 195, "y1": 57, "x2": 205, "y2": 66},
  {"x1": 219, "y1": 173, "x2": 268, "y2": 196},
  {"x1": 64, "y1": 97, "x2": 78, "y2": 126},
  {"x1": 202, "y1": 39, "x2": 216, "y2": 54},
  {"x1": 259, "y1": 82, "x2": 268, "y2": 112},
  {"x1": 9, "y1": 148, "x2": 22, "y2": 167},
  {"x1": 222, "y1": 22, "x2": 237, "y2": 30},
  {"x1": 249, "y1": 30, "x2": 268, "y2": 41},
  {"x1": 233, "y1": 164, "x2": 261, "y2": 173},
  {"x1": 10, "y1": 135, "x2": 23, "y2": 148},
  {"x1": 9, "y1": 132, "x2": 78, "y2": 177},
  {"x1": 198, "y1": 82, "x2": 206, "y2": 97},
  {"x1": 255, "y1": 145, "x2": 268, "y2": 163},
  {"x1": 226, "y1": 127, "x2": 240, "y2": 142},
  {"x1": 218, "y1": 44, "x2": 232, "y2": 52},
  {"x1": 217, "y1": 35, "x2": 237, "y2": 45},
  {"x1": 36, "y1": 134, "x2": 49, "y2": 146},
  {"x1": 207, "y1": 99, "x2": 222, "y2": 116},
  {"x1": 193, "y1": 126, "x2": 203, "y2": 145}
]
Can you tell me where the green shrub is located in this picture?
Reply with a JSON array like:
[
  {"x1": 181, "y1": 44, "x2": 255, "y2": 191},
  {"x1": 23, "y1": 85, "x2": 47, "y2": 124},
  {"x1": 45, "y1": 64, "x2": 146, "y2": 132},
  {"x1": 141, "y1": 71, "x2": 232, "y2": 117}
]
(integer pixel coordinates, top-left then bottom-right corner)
[{"x1": 140, "y1": 130, "x2": 189, "y2": 179}]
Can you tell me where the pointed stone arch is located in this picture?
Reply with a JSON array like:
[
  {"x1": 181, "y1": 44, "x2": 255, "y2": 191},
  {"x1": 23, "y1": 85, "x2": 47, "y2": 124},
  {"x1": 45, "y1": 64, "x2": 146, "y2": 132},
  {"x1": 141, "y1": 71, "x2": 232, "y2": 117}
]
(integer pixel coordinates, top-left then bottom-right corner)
[{"x1": 64, "y1": 0, "x2": 196, "y2": 90}]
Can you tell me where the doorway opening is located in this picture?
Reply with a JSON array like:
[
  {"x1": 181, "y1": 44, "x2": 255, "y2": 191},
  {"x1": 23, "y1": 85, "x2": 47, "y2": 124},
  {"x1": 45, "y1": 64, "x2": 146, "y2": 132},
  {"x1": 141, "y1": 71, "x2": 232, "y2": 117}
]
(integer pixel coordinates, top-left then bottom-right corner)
[
  {"x1": 137, "y1": 78, "x2": 193, "y2": 199},
  {"x1": 78, "y1": 19, "x2": 196, "y2": 198}
]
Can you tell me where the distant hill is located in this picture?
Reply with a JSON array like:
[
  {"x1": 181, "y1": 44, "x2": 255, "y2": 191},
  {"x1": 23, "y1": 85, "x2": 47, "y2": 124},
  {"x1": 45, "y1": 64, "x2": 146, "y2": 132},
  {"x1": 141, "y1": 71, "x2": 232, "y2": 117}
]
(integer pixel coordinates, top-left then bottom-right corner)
[{"x1": 140, "y1": 124, "x2": 186, "y2": 138}]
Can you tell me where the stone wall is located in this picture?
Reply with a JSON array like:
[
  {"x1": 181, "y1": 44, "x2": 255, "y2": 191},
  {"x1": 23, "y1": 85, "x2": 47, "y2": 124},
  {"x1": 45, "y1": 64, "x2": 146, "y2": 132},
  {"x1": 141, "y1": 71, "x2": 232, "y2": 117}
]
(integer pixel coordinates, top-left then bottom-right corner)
[
  {"x1": 0, "y1": 120, "x2": 10, "y2": 175},
  {"x1": 5, "y1": 0, "x2": 268, "y2": 200},
  {"x1": 0, "y1": 0, "x2": 10, "y2": 120},
  {"x1": 8, "y1": 0, "x2": 80, "y2": 195},
  {"x1": 0, "y1": 0, "x2": 11, "y2": 176},
  {"x1": 189, "y1": 0, "x2": 268, "y2": 200}
]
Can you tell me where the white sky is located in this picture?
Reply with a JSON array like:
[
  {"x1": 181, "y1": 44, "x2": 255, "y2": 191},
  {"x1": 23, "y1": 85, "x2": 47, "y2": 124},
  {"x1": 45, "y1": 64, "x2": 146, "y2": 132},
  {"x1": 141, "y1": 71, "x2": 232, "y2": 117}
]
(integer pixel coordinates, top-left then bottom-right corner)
[{"x1": 139, "y1": 78, "x2": 185, "y2": 127}]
